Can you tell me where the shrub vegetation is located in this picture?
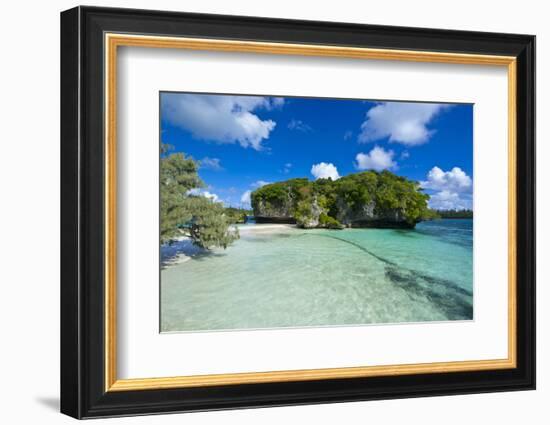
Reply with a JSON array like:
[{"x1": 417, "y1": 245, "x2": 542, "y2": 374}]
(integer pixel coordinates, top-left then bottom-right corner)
[
  {"x1": 251, "y1": 170, "x2": 431, "y2": 226},
  {"x1": 160, "y1": 145, "x2": 238, "y2": 248}
]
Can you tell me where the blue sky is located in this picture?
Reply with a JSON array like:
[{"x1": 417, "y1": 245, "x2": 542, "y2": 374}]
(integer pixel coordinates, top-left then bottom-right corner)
[{"x1": 160, "y1": 92, "x2": 473, "y2": 210}]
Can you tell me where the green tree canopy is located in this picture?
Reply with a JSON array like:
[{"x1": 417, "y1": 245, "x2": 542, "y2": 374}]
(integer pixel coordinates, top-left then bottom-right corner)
[
  {"x1": 251, "y1": 170, "x2": 431, "y2": 226},
  {"x1": 160, "y1": 145, "x2": 238, "y2": 248}
]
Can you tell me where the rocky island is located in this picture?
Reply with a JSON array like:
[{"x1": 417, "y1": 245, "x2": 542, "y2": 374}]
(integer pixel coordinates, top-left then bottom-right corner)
[{"x1": 251, "y1": 170, "x2": 431, "y2": 229}]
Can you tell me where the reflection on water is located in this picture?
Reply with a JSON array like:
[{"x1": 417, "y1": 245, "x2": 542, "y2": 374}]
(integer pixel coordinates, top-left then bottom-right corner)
[{"x1": 161, "y1": 219, "x2": 473, "y2": 332}]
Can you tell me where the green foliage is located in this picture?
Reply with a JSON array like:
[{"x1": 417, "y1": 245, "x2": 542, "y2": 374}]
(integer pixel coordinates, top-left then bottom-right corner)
[
  {"x1": 250, "y1": 169, "x2": 431, "y2": 227},
  {"x1": 160, "y1": 144, "x2": 239, "y2": 249},
  {"x1": 185, "y1": 197, "x2": 239, "y2": 249},
  {"x1": 422, "y1": 209, "x2": 442, "y2": 220},
  {"x1": 160, "y1": 149, "x2": 203, "y2": 244},
  {"x1": 224, "y1": 207, "x2": 251, "y2": 224},
  {"x1": 318, "y1": 213, "x2": 344, "y2": 229},
  {"x1": 437, "y1": 209, "x2": 473, "y2": 218},
  {"x1": 294, "y1": 199, "x2": 315, "y2": 227},
  {"x1": 250, "y1": 178, "x2": 310, "y2": 213},
  {"x1": 250, "y1": 183, "x2": 288, "y2": 212},
  {"x1": 373, "y1": 171, "x2": 430, "y2": 224},
  {"x1": 332, "y1": 171, "x2": 376, "y2": 212}
]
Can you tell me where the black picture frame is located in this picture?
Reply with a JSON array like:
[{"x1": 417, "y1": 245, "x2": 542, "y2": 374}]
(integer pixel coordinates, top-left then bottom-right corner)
[{"x1": 61, "y1": 5, "x2": 535, "y2": 419}]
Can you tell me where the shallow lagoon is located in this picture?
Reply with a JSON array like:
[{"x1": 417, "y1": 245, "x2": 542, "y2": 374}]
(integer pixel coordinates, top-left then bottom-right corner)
[{"x1": 161, "y1": 219, "x2": 473, "y2": 332}]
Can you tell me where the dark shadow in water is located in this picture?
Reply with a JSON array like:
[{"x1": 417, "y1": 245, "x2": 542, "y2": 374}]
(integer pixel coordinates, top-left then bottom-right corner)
[
  {"x1": 163, "y1": 232, "x2": 296, "y2": 269},
  {"x1": 391, "y1": 229, "x2": 417, "y2": 237},
  {"x1": 385, "y1": 266, "x2": 473, "y2": 320},
  {"x1": 301, "y1": 232, "x2": 473, "y2": 320},
  {"x1": 302, "y1": 232, "x2": 391, "y2": 265},
  {"x1": 242, "y1": 233, "x2": 294, "y2": 243},
  {"x1": 161, "y1": 248, "x2": 225, "y2": 269},
  {"x1": 188, "y1": 251, "x2": 226, "y2": 262}
]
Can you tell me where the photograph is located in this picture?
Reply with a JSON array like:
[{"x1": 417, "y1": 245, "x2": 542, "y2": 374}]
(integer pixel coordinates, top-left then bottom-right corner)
[
  {"x1": 57, "y1": 4, "x2": 536, "y2": 419},
  {"x1": 159, "y1": 92, "x2": 474, "y2": 332}
]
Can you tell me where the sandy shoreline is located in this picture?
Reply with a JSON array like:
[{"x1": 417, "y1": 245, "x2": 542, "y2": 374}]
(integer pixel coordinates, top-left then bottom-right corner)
[
  {"x1": 237, "y1": 223, "x2": 296, "y2": 234},
  {"x1": 161, "y1": 224, "x2": 297, "y2": 268}
]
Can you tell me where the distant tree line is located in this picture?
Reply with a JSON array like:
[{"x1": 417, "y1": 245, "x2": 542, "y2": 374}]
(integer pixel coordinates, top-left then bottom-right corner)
[
  {"x1": 432, "y1": 209, "x2": 473, "y2": 219},
  {"x1": 224, "y1": 207, "x2": 252, "y2": 224}
]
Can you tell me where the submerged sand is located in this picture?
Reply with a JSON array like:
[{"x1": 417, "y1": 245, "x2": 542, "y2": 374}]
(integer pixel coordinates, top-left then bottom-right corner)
[
  {"x1": 161, "y1": 220, "x2": 474, "y2": 332},
  {"x1": 161, "y1": 224, "x2": 297, "y2": 268}
]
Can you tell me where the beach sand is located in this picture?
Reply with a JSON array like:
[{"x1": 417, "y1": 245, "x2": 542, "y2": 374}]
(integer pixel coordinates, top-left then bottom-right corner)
[
  {"x1": 237, "y1": 223, "x2": 295, "y2": 234},
  {"x1": 161, "y1": 224, "x2": 297, "y2": 268}
]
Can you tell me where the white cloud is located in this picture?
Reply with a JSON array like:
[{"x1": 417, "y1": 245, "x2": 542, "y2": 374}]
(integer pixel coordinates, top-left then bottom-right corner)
[
  {"x1": 199, "y1": 157, "x2": 223, "y2": 171},
  {"x1": 187, "y1": 189, "x2": 220, "y2": 202},
  {"x1": 429, "y1": 190, "x2": 472, "y2": 210},
  {"x1": 400, "y1": 151, "x2": 410, "y2": 159},
  {"x1": 343, "y1": 130, "x2": 353, "y2": 140},
  {"x1": 288, "y1": 119, "x2": 312, "y2": 132},
  {"x1": 421, "y1": 166, "x2": 473, "y2": 210},
  {"x1": 359, "y1": 102, "x2": 449, "y2": 145},
  {"x1": 240, "y1": 190, "x2": 252, "y2": 207},
  {"x1": 311, "y1": 162, "x2": 340, "y2": 180},
  {"x1": 355, "y1": 146, "x2": 397, "y2": 171},
  {"x1": 161, "y1": 93, "x2": 280, "y2": 150},
  {"x1": 252, "y1": 180, "x2": 270, "y2": 188},
  {"x1": 270, "y1": 97, "x2": 285, "y2": 108},
  {"x1": 202, "y1": 191, "x2": 220, "y2": 202},
  {"x1": 421, "y1": 166, "x2": 472, "y2": 192}
]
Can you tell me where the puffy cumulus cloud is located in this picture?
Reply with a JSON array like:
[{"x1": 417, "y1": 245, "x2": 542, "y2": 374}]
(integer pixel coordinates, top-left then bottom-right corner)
[
  {"x1": 311, "y1": 162, "x2": 340, "y2": 180},
  {"x1": 199, "y1": 157, "x2": 223, "y2": 171},
  {"x1": 161, "y1": 93, "x2": 281, "y2": 150},
  {"x1": 355, "y1": 146, "x2": 397, "y2": 171},
  {"x1": 421, "y1": 166, "x2": 473, "y2": 210},
  {"x1": 421, "y1": 166, "x2": 472, "y2": 192},
  {"x1": 429, "y1": 190, "x2": 473, "y2": 210},
  {"x1": 359, "y1": 102, "x2": 449, "y2": 145},
  {"x1": 288, "y1": 119, "x2": 312, "y2": 132},
  {"x1": 187, "y1": 189, "x2": 220, "y2": 202},
  {"x1": 240, "y1": 190, "x2": 252, "y2": 207}
]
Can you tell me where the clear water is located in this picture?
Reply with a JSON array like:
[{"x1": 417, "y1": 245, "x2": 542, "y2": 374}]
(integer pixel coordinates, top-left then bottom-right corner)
[{"x1": 161, "y1": 219, "x2": 473, "y2": 332}]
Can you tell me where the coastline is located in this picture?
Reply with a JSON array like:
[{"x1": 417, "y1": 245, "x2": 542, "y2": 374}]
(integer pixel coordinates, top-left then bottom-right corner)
[
  {"x1": 160, "y1": 236, "x2": 204, "y2": 268},
  {"x1": 161, "y1": 219, "x2": 473, "y2": 331},
  {"x1": 161, "y1": 224, "x2": 297, "y2": 268},
  {"x1": 237, "y1": 223, "x2": 296, "y2": 234},
  {"x1": 161, "y1": 219, "x2": 471, "y2": 270}
]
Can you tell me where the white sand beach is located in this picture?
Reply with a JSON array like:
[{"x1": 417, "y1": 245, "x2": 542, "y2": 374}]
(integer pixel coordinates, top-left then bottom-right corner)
[
  {"x1": 236, "y1": 223, "x2": 296, "y2": 234},
  {"x1": 161, "y1": 224, "x2": 298, "y2": 268}
]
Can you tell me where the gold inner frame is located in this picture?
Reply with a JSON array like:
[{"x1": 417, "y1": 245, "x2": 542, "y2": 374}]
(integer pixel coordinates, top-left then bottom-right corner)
[{"x1": 104, "y1": 33, "x2": 517, "y2": 392}]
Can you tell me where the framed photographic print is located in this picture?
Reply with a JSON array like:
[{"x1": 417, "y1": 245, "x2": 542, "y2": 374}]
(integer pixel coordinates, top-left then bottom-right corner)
[{"x1": 60, "y1": 6, "x2": 535, "y2": 419}]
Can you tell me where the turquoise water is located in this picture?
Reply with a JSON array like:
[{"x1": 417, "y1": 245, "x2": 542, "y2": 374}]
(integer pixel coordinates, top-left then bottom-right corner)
[{"x1": 161, "y1": 219, "x2": 473, "y2": 332}]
